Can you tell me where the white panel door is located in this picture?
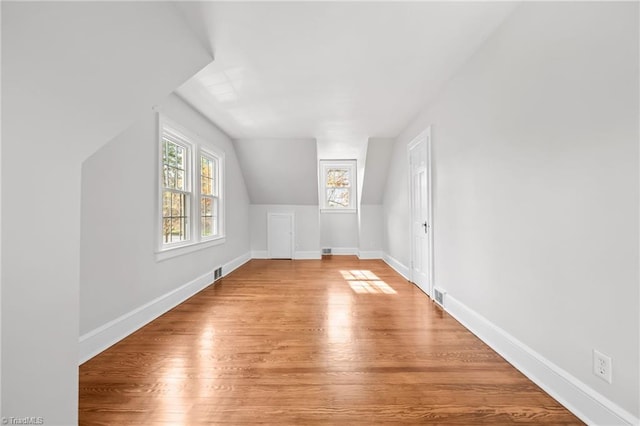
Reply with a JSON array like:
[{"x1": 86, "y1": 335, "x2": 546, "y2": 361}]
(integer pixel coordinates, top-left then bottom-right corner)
[
  {"x1": 268, "y1": 213, "x2": 294, "y2": 259},
  {"x1": 408, "y1": 130, "x2": 433, "y2": 296}
]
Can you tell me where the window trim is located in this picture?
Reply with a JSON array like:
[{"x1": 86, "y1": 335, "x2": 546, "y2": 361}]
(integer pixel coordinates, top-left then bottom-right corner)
[
  {"x1": 156, "y1": 114, "x2": 226, "y2": 261},
  {"x1": 319, "y1": 159, "x2": 357, "y2": 213}
]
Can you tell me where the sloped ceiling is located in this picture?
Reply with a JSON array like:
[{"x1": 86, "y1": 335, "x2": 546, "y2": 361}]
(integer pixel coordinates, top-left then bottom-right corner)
[
  {"x1": 361, "y1": 138, "x2": 394, "y2": 204},
  {"x1": 175, "y1": 2, "x2": 517, "y2": 142},
  {"x1": 174, "y1": 2, "x2": 518, "y2": 206},
  {"x1": 7, "y1": 1, "x2": 213, "y2": 162},
  {"x1": 234, "y1": 139, "x2": 319, "y2": 205}
]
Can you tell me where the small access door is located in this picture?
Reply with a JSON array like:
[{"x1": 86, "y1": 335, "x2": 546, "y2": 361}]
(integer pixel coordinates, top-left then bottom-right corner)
[{"x1": 267, "y1": 212, "x2": 294, "y2": 259}]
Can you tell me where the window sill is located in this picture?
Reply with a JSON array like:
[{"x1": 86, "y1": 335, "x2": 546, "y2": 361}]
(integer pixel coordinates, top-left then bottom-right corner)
[
  {"x1": 320, "y1": 209, "x2": 357, "y2": 214},
  {"x1": 156, "y1": 236, "x2": 226, "y2": 262}
]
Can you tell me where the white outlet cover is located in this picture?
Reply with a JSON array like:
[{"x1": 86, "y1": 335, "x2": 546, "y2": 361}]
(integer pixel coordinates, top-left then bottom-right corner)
[{"x1": 593, "y1": 349, "x2": 613, "y2": 384}]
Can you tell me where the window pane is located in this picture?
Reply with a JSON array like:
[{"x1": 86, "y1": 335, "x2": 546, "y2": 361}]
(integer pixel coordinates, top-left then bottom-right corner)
[
  {"x1": 201, "y1": 196, "x2": 219, "y2": 238},
  {"x1": 201, "y1": 155, "x2": 215, "y2": 196},
  {"x1": 326, "y1": 188, "x2": 350, "y2": 207},
  {"x1": 163, "y1": 140, "x2": 186, "y2": 173},
  {"x1": 162, "y1": 140, "x2": 168, "y2": 164},
  {"x1": 165, "y1": 165, "x2": 178, "y2": 189},
  {"x1": 163, "y1": 139, "x2": 172, "y2": 166},
  {"x1": 170, "y1": 218, "x2": 180, "y2": 242},
  {"x1": 175, "y1": 145, "x2": 185, "y2": 169},
  {"x1": 165, "y1": 139, "x2": 177, "y2": 167},
  {"x1": 176, "y1": 169, "x2": 185, "y2": 191},
  {"x1": 162, "y1": 164, "x2": 172, "y2": 188},
  {"x1": 201, "y1": 216, "x2": 213, "y2": 237},
  {"x1": 162, "y1": 218, "x2": 172, "y2": 243},
  {"x1": 201, "y1": 156, "x2": 212, "y2": 178},
  {"x1": 327, "y1": 168, "x2": 350, "y2": 187},
  {"x1": 172, "y1": 193, "x2": 187, "y2": 216},
  {"x1": 162, "y1": 191, "x2": 171, "y2": 218},
  {"x1": 202, "y1": 177, "x2": 212, "y2": 196},
  {"x1": 201, "y1": 197, "x2": 212, "y2": 216}
]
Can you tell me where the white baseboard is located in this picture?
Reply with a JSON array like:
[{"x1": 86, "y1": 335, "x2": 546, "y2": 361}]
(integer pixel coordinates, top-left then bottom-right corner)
[
  {"x1": 251, "y1": 250, "x2": 269, "y2": 259},
  {"x1": 79, "y1": 269, "x2": 214, "y2": 364},
  {"x1": 327, "y1": 247, "x2": 358, "y2": 255},
  {"x1": 251, "y1": 250, "x2": 321, "y2": 260},
  {"x1": 358, "y1": 250, "x2": 383, "y2": 259},
  {"x1": 295, "y1": 250, "x2": 321, "y2": 260},
  {"x1": 445, "y1": 295, "x2": 638, "y2": 426},
  {"x1": 382, "y1": 253, "x2": 410, "y2": 280},
  {"x1": 223, "y1": 252, "x2": 251, "y2": 275},
  {"x1": 79, "y1": 252, "x2": 253, "y2": 365}
]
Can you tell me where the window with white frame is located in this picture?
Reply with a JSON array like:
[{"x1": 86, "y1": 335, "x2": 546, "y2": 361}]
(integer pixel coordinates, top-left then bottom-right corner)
[
  {"x1": 320, "y1": 160, "x2": 357, "y2": 212},
  {"x1": 199, "y1": 152, "x2": 219, "y2": 238},
  {"x1": 159, "y1": 117, "x2": 224, "y2": 256},
  {"x1": 161, "y1": 129, "x2": 191, "y2": 244}
]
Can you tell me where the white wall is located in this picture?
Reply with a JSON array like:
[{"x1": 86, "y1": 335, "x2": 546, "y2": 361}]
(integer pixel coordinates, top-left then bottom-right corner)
[
  {"x1": 384, "y1": 2, "x2": 639, "y2": 419},
  {"x1": 361, "y1": 138, "x2": 394, "y2": 204},
  {"x1": 249, "y1": 205, "x2": 320, "y2": 258},
  {"x1": 358, "y1": 139, "x2": 392, "y2": 258},
  {"x1": 320, "y1": 213, "x2": 359, "y2": 252},
  {"x1": 2, "y1": 3, "x2": 211, "y2": 424},
  {"x1": 233, "y1": 138, "x2": 318, "y2": 205},
  {"x1": 80, "y1": 94, "x2": 250, "y2": 335},
  {"x1": 383, "y1": 146, "x2": 411, "y2": 265},
  {"x1": 0, "y1": 3, "x2": 3, "y2": 415},
  {"x1": 359, "y1": 205, "x2": 384, "y2": 254}
]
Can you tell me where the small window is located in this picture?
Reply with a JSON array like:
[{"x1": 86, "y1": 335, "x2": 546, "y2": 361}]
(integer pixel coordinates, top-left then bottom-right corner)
[{"x1": 320, "y1": 160, "x2": 357, "y2": 212}]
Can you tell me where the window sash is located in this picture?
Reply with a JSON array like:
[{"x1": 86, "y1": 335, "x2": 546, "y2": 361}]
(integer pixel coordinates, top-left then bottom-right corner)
[
  {"x1": 326, "y1": 168, "x2": 351, "y2": 188},
  {"x1": 326, "y1": 187, "x2": 351, "y2": 208},
  {"x1": 200, "y1": 152, "x2": 219, "y2": 238},
  {"x1": 162, "y1": 138, "x2": 190, "y2": 192},
  {"x1": 200, "y1": 154, "x2": 218, "y2": 196}
]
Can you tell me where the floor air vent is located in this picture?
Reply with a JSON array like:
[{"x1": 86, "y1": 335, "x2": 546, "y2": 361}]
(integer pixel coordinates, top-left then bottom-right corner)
[
  {"x1": 214, "y1": 267, "x2": 222, "y2": 281},
  {"x1": 434, "y1": 287, "x2": 446, "y2": 307},
  {"x1": 322, "y1": 248, "x2": 332, "y2": 255}
]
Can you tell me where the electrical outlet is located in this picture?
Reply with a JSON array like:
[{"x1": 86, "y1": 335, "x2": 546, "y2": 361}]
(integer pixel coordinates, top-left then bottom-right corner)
[{"x1": 593, "y1": 349, "x2": 612, "y2": 384}]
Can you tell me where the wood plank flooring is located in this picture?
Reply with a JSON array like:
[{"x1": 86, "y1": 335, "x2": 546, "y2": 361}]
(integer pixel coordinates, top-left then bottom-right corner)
[{"x1": 79, "y1": 256, "x2": 582, "y2": 425}]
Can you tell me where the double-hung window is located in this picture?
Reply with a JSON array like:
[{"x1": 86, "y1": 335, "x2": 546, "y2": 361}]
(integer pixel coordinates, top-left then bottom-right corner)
[
  {"x1": 320, "y1": 160, "x2": 357, "y2": 212},
  {"x1": 161, "y1": 129, "x2": 191, "y2": 244},
  {"x1": 158, "y1": 116, "x2": 225, "y2": 259},
  {"x1": 200, "y1": 153, "x2": 219, "y2": 238}
]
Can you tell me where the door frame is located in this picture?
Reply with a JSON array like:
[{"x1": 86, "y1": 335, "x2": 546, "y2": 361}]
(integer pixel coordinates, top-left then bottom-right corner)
[
  {"x1": 407, "y1": 127, "x2": 434, "y2": 298},
  {"x1": 267, "y1": 212, "x2": 295, "y2": 259}
]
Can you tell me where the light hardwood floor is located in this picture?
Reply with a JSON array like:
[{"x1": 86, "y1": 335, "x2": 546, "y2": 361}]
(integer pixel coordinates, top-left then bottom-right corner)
[{"x1": 79, "y1": 256, "x2": 582, "y2": 425}]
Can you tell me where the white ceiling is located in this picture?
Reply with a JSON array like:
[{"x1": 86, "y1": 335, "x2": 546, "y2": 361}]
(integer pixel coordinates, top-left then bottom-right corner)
[{"x1": 176, "y1": 2, "x2": 517, "y2": 146}]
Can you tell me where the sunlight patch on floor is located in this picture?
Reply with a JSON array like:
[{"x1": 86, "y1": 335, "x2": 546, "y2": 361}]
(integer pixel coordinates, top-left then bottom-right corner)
[{"x1": 340, "y1": 270, "x2": 397, "y2": 294}]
